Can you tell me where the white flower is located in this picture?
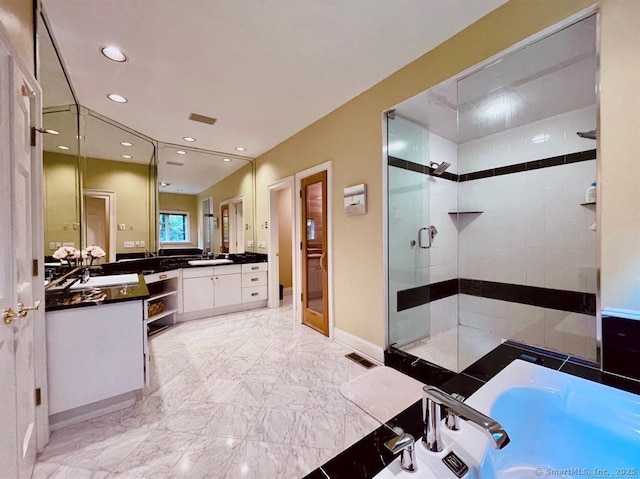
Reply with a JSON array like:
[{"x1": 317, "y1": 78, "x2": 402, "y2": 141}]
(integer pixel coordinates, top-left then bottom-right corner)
[
  {"x1": 83, "y1": 245, "x2": 106, "y2": 258},
  {"x1": 52, "y1": 246, "x2": 80, "y2": 260}
]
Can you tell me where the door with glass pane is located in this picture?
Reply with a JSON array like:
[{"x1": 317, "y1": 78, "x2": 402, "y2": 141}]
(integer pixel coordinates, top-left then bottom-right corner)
[{"x1": 301, "y1": 171, "x2": 328, "y2": 335}]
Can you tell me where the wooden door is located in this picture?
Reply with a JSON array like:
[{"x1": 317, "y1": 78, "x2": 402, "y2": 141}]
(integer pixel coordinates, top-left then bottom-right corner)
[
  {"x1": 301, "y1": 171, "x2": 328, "y2": 335},
  {"x1": 0, "y1": 43, "x2": 40, "y2": 478}
]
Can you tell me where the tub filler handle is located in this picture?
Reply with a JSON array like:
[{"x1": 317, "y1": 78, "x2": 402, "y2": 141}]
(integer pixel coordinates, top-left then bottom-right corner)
[
  {"x1": 422, "y1": 385, "x2": 510, "y2": 452},
  {"x1": 384, "y1": 428, "x2": 417, "y2": 473}
]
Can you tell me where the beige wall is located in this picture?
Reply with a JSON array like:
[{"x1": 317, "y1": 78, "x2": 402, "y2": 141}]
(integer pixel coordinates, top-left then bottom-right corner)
[
  {"x1": 0, "y1": 0, "x2": 34, "y2": 74},
  {"x1": 43, "y1": 152, "x2": 80, "y2": 252},
  {"x1": 277, "y1": 188, "x2": 292, "y2": 288},
  {"x1": 254, "y1": 0, "x2": 596, "y2": 348},
  {"x1": 84, "y1": 157, "x2": 152, "y2": 254},
  {"x1": 159, "y1": 192, "x2": 198, "y2": 248},
  {"x1": 197, "y1": 162, "x2": 254, "y2": 254},
  {"x1": 599, "y1": 0, "x2": 640, "y2": 311}
]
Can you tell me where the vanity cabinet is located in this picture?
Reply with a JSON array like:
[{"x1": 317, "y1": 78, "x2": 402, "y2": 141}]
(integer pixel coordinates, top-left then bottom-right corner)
[
  {"x1": 144, "y1": 270, "x2": 179, "y2": 335},
  {"x1": 180, "y1": 262, "x2": 267, "y2": 319}
]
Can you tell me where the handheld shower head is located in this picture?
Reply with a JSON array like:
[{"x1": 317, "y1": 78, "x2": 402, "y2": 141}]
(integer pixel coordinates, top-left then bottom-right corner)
[{"x1": 430, "y1": 161, "x2": 451, "y2": 176}]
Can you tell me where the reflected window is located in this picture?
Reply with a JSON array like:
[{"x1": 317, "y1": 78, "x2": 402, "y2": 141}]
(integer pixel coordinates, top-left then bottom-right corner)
[
  {"x1": 159, "y1": 211, "x2": 189, "y2": 243},
  {"x1": 307, "y1": 219, "x2": 315, "y2": 240}
]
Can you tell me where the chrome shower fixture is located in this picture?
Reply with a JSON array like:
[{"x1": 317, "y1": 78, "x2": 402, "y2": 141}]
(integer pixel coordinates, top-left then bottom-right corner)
[
  {"x1": 577, "y1": 129, "x2": 596, "y2": 140},
  {"x1": 430, "y1": 161, "x2": 451, "y2": 176}
]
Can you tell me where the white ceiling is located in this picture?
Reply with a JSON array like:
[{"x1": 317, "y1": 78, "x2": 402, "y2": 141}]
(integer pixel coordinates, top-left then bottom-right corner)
[
  {"x1": 395, "y1": 15, "x2": 597, "y2": 143},
  {"x1": 41, "y1": 0, "x2": 508, "y2": 160}
]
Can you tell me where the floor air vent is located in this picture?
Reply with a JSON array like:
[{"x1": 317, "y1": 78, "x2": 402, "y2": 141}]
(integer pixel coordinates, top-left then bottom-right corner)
[{"x1": 345, "y1": 352, "x2": 376, "y2": 369}]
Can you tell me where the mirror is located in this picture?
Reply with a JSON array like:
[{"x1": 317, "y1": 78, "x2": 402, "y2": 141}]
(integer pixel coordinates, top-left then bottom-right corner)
[
  {"x1": 157, "y1": 145, "x2": 254, "y2": 255},
  {"x1": 79, "y1": 110, "x2": 156, "y2": 262},
  {"x1": 40, "y1": 9, "x2": 255, "y2": 260},
  {"x1": 40, "y1": 12, "x2": 81, "y2": 258}
]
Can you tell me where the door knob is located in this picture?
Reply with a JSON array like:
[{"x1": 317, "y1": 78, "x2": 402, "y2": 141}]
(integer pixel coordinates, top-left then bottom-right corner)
[{"x1": 3, "y1": 300, "x2": 41, "y2": 325}]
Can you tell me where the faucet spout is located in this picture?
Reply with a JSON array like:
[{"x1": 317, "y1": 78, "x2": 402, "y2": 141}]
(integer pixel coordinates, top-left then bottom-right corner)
[{"x1": 422, "y1": 385, "x2": 510, "y2": 452}]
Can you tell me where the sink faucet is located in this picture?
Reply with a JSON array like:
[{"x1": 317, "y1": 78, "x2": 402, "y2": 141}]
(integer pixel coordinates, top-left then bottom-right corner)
[{"x1": 422, "y1": 385, "x2": 510, "y2": 452}]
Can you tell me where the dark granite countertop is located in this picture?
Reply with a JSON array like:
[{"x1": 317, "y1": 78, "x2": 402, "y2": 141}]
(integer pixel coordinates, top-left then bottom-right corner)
[
  {"x1": 100, "y1": 253, "x2": 268, "y2": 275},
  {"x1": 45, "y1": 274, "x2": 149, "y2": 312}
]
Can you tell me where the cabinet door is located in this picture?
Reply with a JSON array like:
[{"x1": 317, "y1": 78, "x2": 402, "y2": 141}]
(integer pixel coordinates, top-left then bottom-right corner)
[
  {"x1": 214, "y1": 273, "x2": 242, "y2": 308},
  {"x1": 183, "y1": 276, "x2": 214, "y2": 312}
]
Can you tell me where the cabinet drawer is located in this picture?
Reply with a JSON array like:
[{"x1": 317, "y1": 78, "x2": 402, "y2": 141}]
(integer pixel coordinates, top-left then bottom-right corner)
[
  {"x1": 242, "y1": 271, "x2": 267, "y2": 287},
  {"x1": 242, "y1": 263, "x2": 268, "y2": 273},
  {"x1": 183, "y1": 266, "x2": 214, "y2": 278},
  {"x1": 144, "y1": 269, "x2": 179, "y2": 284},
  {"x1": 242, "y1": 285, "x2": 267, "y2": 303},
  {"x1": 213, "y1": 264, "x2": 242, "y2": 275}
]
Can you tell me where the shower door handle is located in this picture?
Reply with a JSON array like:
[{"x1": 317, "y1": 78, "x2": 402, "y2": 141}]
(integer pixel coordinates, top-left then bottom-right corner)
[{"x1": 418, "y1": 226, "x2": 438, "y2": 249}]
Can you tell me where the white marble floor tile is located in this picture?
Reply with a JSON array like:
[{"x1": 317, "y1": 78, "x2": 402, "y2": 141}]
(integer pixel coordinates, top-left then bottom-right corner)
[
  {"x1": 36, "y1": 299, "x2": 378, "y2": 478},
  {"x1": 201, "y1": 404, "x2": 261, "y2": 439},
  {"x1": 170, "y1": 435, "x2": 242, "y2": 479}
]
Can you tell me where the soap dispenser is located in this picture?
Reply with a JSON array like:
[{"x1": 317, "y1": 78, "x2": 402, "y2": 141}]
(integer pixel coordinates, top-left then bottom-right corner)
[{"x1": 585, "y1": 182, "x2": 596, "y2": 203}]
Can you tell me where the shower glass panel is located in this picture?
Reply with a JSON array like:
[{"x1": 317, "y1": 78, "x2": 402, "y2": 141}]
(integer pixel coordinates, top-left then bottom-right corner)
[
  {"x1": 455, "y1": 15, "x2": 598, "y2": 370},
  {"x1": 387, "y1": 115, "x2": 431, "y2": 347}
]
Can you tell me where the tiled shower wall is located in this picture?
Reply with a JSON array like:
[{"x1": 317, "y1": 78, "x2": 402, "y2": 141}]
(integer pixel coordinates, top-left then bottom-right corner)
[
  {"x1": 457, "y1": 106, "x2": 598, "y2": 361},
  {"x1": 388, "y1": 117, "x2": 458, "y2": 345}
]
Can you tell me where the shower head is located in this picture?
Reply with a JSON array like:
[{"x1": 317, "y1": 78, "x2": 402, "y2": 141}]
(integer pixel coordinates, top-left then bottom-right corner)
[
  {"x1": 577, "y1": 129, "x2": 597, "y2": 140},
  {"x1": 430, "y1": 161, "x2": 451, "y2": 176}
]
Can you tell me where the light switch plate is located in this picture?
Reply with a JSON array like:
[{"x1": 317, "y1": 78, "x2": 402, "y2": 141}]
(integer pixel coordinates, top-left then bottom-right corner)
[
  {"x1": 247, "y1": 240, "x2": 254, "y2": 247},
  {"x1": 140, "y1": 240, "x2": 145, "y2": 248},
  {"x1": 118, "y1": 224, "x2": 126, "y2": 231},
  {"x1": 124, "y1": 241, "x2": 135, "y2": 248},
  {"x1": 135, "y1": 241, "x2": 140, "y2": 247}
]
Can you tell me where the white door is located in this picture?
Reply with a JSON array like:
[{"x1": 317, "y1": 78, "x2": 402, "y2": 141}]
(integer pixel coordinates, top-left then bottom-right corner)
[
  {"x1": 0, "y1": 41, "x2": 40, "y2": 478},
  {"x1": 85, "y1": 195, "x2": 108, "y2": 256}
]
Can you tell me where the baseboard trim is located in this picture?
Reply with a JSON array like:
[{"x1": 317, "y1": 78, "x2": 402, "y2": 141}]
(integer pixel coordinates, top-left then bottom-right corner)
[{"x1": 333, "y1": 327, "x2": 385, "y2": 364}]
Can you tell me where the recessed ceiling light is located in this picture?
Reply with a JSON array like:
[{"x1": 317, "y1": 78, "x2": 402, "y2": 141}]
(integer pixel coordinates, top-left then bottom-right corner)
[
  {"x1": 45, "y1": 129, "x2": 60, "y2": 135},
  {"x1": 234, "y1": 146, "x2": 246, "y2": 152},
  {"x1": 101, "y1": 46, "x2": 127, "y2": 62},
  {"x1": 176, "y1": 150, "x2": 187, "y2": 155},
  {"x1": 120, "y1": 141, "x2": 133, "y2": 147},
  {"x1": 160, "y1": 182, "x2": 170, "y2": 187},
  {"x1": 222, "y1": 158, "x2": 232, "y2": 162},
  {"x1": 108, "y1": 93, "x2": 127, "y2": 103},
  {"x1": 57, "y1": 145, "x2": 70, "y2": 150},
  {"x1": 121, "y1": 154, "x2": 133, "y2": 159},
  {"x1": 183, "y1": 137, "x2": 196, "y2": 142}
]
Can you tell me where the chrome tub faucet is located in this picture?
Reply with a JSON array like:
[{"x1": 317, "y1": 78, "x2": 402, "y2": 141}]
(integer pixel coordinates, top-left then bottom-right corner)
[{"x1": 422, "y1": 385, "x2": 510, "y2": 452}]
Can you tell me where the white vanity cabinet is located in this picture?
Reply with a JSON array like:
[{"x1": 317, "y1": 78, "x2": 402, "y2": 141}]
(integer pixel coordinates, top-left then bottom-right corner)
[{"x1": 179, "y1": 262, "x2": 267, "y2": 320}]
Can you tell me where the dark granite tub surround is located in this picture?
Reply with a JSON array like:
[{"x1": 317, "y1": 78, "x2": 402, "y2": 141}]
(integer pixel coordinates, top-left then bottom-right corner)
[
  {"x1": 45, "y1": 273, "x2": 149, "y2": 312},
  {"x1": 602, "y1": 308, "x2": 640, "y2": 382},
  {"x1": 312, "y1": 339, "x2": 640, "y2": 479}
]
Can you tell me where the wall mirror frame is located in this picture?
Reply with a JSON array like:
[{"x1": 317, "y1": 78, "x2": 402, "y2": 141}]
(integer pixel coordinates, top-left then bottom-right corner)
[{"x1": 39, "y1": 8, "x2": 257, "y2": 261}]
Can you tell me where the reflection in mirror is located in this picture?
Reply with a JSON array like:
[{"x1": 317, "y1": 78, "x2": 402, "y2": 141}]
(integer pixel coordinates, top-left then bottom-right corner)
[
  {"x1": 158, "y1": 145, "x2": 254, "y2": 255},
  {"x1": 40, "y1": 11, "x2": 81, "y2": 260},
  {"x1": 80, "y1": 111, "x2": 156, "y2": 262}
]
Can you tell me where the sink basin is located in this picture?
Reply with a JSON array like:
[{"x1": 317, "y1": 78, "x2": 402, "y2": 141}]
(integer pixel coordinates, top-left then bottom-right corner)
[
  {"x1": 187, "y1": 259, "x2": 233, "y2": 266},
  {"x1": 69, "y1": 273, "x2": 140, "y2": 290}
]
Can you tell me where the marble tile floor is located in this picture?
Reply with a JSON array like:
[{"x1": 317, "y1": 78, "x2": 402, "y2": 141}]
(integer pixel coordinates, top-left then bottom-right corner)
[{"x1": 34, "y1": 299, "x2": 381, "y2": 478}]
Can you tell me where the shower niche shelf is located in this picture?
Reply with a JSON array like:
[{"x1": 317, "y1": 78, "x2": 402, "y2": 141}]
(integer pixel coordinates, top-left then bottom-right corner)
[{"x1": 447, "y1": 211, "x2": 484, "y2": 215}]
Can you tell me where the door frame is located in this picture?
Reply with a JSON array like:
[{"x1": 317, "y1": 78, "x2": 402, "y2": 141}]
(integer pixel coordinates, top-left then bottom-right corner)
[
  {"x1": 229, "y1": 194, "x2": 244, "y2": 253},
  {"x1": 83, "y1": 190, "x2": 116, "y2": 263},
  {"x1": 295, "y1": 161, "x2": 333, "y2": 338},
  {"x1": 267, "y1": 176, "x2": 295, "y2": 315}
]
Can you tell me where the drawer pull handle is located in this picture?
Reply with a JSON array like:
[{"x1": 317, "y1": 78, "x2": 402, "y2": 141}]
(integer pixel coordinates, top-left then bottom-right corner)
[
  {"x1": 159, "y1": 274, "x2": 167, "y2": 280},
  {"x1": 251, "y1": 292, "x2": 259, "y2": 297},
  {"x1": 251, "y1": 277, "x2": 259, "y2": 282},
  {"x1": 251, "y1": 266, "x2": 259, "y2": 270}
]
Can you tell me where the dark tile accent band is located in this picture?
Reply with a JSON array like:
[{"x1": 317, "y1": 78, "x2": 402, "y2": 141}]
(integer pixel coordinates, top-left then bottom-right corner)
[
  {"x1": 396, "y1": 278, "x2": 458, "y2": 312},
  {"x1": 457, "y1": 149, "x2": 596, "y2": 182},
  {"x1": 388, "y1": 156, "x2": 457, "y2": 182},
  {"x1": 459, "y1": 278, "x2": 596, "y2": 316},
  {"x1": 388, "y1": 149, "x2": 596, "y2": 183}
]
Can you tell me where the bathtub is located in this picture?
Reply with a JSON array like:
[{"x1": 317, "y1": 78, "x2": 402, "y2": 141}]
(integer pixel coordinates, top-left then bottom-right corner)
[{"x1": 375, "y1": 359, "x2": 640, "y2": 478}]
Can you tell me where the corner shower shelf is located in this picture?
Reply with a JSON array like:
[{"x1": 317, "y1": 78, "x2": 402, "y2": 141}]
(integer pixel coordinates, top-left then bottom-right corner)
[
  {"x1": 448, "y1": 211, "x2": 484, "y2": 215},
  {"x1": 580, "y1": 201, "x2": 596, "y2": 206}
]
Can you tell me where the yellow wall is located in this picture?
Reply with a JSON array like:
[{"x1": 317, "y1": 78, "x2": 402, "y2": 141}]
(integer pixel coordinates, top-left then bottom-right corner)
[
  {"x1": 197, "y1": 162, "x2": 254, "y2": 254},
  {"x1": 254, "y1": 0, "x2": 596, "y2": 348},
  {"x1": 599, "y1": 0, "x2": 640, "y2": 311},
  {"x1": 84, "y1": 157, "x2": 152, "y2": 254},
  {"x1": 43, "y1": 152, "x2": 80, "y2": 251},
  {"x1": 159, "y1": 192, "x2": 198, "y2": 248},
  {"x1": 277, "y1": 188, "x2": 292, "y2": 287},
  {"x1": 0, "y1": 0, "x2": 34, "y2": 73}
]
